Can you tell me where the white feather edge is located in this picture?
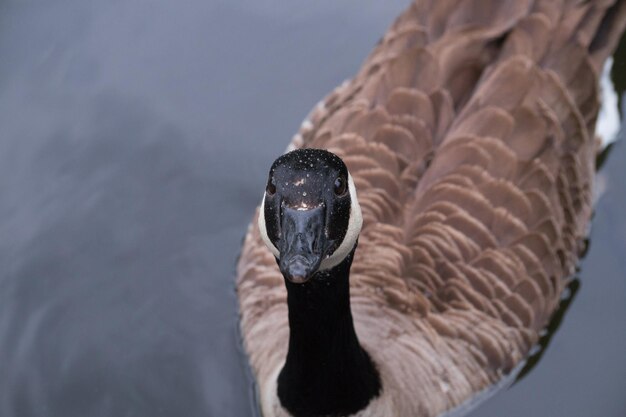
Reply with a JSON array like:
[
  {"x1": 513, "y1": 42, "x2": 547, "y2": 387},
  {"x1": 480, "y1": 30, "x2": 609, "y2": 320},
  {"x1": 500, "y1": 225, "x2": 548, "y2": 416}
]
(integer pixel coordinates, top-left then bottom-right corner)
[
  {"x1": 596, "y1": 57, "x2": 621, "y2": 148},
  {"x1": 258, "y1": 193, "x2": 280, "y2": 258},
  {"x1": 319, "y1": 173, "x2": 362, "y2": 271}
]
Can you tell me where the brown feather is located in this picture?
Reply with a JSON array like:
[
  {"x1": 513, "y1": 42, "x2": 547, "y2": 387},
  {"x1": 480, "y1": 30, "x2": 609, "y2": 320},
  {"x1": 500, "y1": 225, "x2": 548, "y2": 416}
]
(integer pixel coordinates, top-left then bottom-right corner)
[{"x1": 237, "y1": 1, "x2": 626, "y2": 416}]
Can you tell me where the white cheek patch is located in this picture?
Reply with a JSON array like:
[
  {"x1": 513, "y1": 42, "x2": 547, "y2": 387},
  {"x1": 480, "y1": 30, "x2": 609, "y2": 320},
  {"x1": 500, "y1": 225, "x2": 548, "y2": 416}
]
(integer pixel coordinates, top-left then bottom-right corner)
[
  {"x1": 258, "y1": 194, "x2": 280, "y2": 258},
  {"x1": 319, "y1": 172, "x2": 362, "y2": 271}
]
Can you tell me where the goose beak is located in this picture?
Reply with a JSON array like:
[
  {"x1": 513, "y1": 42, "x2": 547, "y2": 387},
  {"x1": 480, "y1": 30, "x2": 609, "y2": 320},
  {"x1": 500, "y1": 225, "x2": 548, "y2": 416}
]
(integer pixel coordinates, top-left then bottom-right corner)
[{"x1": 278, "y1": 205, "x2": 329, "y2": 284}]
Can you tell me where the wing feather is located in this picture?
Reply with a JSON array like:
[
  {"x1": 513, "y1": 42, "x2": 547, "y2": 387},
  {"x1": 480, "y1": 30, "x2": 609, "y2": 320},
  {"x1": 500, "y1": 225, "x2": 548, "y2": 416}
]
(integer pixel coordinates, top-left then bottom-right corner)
[{"x1": 237, "y1": 1, "x2": 626, "y2": 415}]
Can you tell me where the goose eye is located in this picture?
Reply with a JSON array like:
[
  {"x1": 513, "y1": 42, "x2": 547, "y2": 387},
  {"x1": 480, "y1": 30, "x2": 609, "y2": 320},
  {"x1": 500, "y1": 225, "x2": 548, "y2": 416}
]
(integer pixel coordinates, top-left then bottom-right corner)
[
  {"x1": 266, "y1": 177, "x2": 276, "y2": 195},
  {"x1": 334, "y1": 176, "x2": 347, "y2": 196}
]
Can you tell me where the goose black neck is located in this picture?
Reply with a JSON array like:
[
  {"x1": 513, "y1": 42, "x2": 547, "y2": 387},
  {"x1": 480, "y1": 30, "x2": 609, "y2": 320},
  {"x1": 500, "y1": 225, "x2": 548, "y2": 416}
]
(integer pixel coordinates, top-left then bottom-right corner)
[{"x1": 277, "y1": 247, "x2": 381, "y2": 417}]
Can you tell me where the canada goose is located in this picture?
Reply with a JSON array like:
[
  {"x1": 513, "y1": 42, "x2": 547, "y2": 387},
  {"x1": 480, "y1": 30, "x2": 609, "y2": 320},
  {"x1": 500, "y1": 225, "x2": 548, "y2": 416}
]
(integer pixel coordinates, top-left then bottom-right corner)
[{"x1": 236, "y1": 1, "x2": 626, "y2": 416}]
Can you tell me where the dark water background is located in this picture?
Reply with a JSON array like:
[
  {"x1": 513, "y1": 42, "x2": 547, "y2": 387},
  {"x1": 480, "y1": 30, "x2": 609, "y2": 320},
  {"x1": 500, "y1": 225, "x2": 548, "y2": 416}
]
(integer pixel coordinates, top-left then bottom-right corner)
[{"x1": 0, "y1": 1, "x2": 624, "y2": 416}]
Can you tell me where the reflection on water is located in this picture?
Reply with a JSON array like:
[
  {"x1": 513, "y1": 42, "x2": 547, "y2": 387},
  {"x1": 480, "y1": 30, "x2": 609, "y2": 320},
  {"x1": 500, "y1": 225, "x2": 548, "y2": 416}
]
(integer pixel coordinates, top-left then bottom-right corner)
[
  {"x1": 0, "y1": 2, "x2": 624, "y2": 417},
  {"x1": 613, "y1": 35, "x2": 626, "y2": 112},
  {"x1": 513, "y1": 278, "x2": 580, "y2": 384}
]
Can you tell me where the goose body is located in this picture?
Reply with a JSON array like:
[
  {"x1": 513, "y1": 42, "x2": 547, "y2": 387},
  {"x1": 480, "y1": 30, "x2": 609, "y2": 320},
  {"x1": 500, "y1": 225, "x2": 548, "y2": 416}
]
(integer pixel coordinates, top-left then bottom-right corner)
[{"x1": 236, "y1": 1, "x2": 626, "y2": 416}]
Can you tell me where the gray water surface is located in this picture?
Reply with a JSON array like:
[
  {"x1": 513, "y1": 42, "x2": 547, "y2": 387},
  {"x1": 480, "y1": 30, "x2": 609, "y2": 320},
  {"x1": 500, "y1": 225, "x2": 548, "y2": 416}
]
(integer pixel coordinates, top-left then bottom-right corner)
[{"x1": 0, "y1": 1, "x2": 624, "y2": 417}]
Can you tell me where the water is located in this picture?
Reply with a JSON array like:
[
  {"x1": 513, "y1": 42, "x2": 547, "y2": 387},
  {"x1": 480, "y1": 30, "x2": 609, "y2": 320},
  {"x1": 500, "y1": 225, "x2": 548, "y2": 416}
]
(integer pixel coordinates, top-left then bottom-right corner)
[{"x1": 0, "y1": 1, "x2": 624, "y2": 416}]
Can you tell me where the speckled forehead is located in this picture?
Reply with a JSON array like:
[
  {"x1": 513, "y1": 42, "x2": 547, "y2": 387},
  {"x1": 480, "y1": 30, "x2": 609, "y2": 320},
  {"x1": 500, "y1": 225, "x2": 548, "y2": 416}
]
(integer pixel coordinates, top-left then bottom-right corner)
[
  {"x1": 270, "y1": 149, "x2": 348, "y2": 199},
  {"x1": 271, "y1": 148, "x2": 347, "y2": 175}
]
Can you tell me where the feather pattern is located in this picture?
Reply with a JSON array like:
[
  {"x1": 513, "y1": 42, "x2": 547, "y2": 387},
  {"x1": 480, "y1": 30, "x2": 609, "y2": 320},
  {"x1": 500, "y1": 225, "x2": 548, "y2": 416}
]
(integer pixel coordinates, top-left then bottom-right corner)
[{"x1": 237, "y1": 0, "x2": 626, "y2": 415}]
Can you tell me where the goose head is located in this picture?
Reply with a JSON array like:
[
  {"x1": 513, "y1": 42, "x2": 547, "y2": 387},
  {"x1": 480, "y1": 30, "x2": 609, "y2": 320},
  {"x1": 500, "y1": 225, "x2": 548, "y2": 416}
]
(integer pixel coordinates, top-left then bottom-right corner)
[{"x1": 258, "y1": 148, "x2": 363, "y2": 283}]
